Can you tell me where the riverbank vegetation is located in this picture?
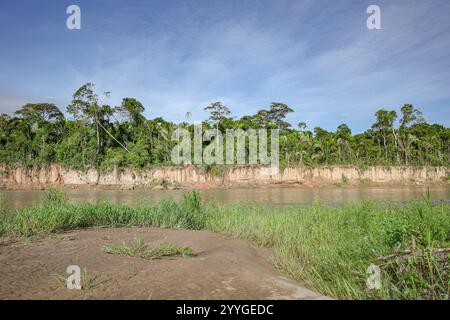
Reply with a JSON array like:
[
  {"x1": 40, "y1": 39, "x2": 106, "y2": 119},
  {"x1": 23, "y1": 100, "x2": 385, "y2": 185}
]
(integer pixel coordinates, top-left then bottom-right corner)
[
  {"x1": 0, "y1": 190, "x2": 448, "y2": 299},
  {"x1": 102, "y1": 237, "x2": 195, "y2": 260},
  {"x1": 0, "y1": 83, "x2": 448, "y2": 169}
]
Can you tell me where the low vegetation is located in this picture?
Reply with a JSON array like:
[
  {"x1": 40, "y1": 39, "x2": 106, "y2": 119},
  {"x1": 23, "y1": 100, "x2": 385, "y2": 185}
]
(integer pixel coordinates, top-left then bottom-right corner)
[
  {"x1": 0, "y1": 190, "x2": 448, "y2": 299},
  {"x1": 102, "y1": 236, "x2": 195, "y2": 259},
  {"x1": 44, "y1": 188, "x2": 68, "y2": 205},
  {"x1": 0, "y1": 192, "x2": 5, "y2": 214},
  {"x1": 51, "y1": 268, "x2": 102, "y2": 290}
]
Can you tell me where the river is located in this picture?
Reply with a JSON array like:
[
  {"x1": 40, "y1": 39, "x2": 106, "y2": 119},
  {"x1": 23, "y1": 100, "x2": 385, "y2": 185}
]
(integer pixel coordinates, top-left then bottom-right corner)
[{"x1": 1, "y1": 185, "x2": 449, "y2": 210}]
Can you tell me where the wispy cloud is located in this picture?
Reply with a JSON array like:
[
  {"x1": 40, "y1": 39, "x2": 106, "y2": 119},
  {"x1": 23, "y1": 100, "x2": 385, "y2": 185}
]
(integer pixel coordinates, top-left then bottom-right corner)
[{"x1": 0, "y1": 0, "x2": 449, "y2": 131}]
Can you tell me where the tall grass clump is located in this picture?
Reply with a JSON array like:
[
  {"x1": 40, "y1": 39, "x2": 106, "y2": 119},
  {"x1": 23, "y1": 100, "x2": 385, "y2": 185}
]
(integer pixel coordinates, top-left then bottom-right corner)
[
  {"x1": 0, "y1": 191, "x2": 5, "y2": 236},
  {"x1": 0, "y1": 190, "x2": 448, "y2": 299},
  {"x1": 0, "y1": 191, "x2": 5, "y2": 214},
  {"x1": 102, "y1": 236, "x2": 195, "y2": 259},
  {"x1": 45, "y1": 187, "x2": 68, "y2": 205},
  {"x1": 0, "y1": 191, "x2": 207, "y2": 237}
]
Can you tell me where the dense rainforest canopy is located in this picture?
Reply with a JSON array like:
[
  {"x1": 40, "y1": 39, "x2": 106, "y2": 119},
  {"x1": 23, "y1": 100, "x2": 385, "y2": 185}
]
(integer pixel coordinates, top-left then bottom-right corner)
[{"x1": 0, "y1": 83, "x2": 448, "y2": 169}]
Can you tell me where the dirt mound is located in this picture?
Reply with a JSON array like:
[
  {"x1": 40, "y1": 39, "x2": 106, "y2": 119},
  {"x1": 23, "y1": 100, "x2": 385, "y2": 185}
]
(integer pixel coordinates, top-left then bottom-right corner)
[{"x1": 0, "y1": 227, "x2": 329, "y2": 300}]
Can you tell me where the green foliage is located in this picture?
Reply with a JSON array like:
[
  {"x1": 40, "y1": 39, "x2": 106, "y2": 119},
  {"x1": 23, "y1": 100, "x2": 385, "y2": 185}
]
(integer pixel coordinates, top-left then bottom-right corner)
[
  {"x1": 159, "y1": 178, "x2": 170, "y2": 189},
  {"x1": 116, "y1": 98, "x2": 145, "y2": 125},
  {"x1": 204, "y1": 102, "x2": 232, "y2": 129},
  {"x1": 0, "y1": 84, "x2": 448, "y2": 168},
  {"x1": 44, "y1": 188, "x2": 68, "y2": 205},
  {"x1": 15, "y1": 103, "x2": 64, "y2": 125},
  {"x1": 0, "y1": 192, "x2": 5, "y2": 214}
]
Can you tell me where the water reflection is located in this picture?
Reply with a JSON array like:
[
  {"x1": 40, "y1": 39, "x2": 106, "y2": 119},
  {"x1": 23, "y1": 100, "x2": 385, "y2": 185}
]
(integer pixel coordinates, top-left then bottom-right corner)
[{"x1": 2, "y1": 186, "x2": 449, "y2": 210}]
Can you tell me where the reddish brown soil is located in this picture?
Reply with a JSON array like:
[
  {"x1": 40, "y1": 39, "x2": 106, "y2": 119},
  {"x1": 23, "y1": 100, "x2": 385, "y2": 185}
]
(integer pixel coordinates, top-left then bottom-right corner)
[{"x1": 0, "y1": 227, "x2": 329, "y2": 300}]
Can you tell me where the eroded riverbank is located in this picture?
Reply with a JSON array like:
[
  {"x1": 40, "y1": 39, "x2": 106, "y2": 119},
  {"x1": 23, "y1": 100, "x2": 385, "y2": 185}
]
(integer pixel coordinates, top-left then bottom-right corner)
[{"x1": 0, "y1": 164, "x2": 448, "y2": 190}]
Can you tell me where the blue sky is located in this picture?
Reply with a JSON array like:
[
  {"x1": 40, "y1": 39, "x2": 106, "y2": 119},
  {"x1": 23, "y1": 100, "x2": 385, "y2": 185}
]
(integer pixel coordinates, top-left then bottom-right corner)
[{"x1": 0, "y1": 0, "x2": 449, "y2": 132}]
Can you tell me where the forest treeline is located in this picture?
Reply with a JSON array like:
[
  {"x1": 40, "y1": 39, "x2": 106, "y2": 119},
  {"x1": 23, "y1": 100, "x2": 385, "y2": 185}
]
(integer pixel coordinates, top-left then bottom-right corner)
[{"x1": 0, "y1": 83, "x2": 448, "y2": 169}]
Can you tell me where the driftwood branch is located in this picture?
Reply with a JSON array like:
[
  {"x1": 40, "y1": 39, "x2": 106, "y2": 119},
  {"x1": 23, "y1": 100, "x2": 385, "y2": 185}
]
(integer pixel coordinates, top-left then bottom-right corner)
[{"x1": 377, "y1": 248, "x2": 450, "y2": 262}]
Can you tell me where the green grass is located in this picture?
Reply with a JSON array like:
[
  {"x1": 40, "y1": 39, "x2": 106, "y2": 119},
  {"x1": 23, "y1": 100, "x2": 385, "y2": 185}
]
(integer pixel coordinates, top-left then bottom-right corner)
[
  {"x1": 0, "y1": 190, "x2": 448, "y2": 300},
  {"x1": 44, "y1": 188, "x2": 68, "y2": 205},
  {"x1": 102, "y1": 236, "x2": 195, "y2": 259},
  {"x1": 0, "y1": 191, "x2": 5, "y2": 214},
  {"x1": 51, "y1": 267, "x2": 102, "y2": 290}
]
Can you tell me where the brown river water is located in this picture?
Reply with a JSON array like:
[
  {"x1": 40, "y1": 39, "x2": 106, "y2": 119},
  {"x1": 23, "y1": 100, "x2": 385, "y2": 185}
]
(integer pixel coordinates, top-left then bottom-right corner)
[{"x1": 2, "y1": 186, "x2": 449, "y2": 210}]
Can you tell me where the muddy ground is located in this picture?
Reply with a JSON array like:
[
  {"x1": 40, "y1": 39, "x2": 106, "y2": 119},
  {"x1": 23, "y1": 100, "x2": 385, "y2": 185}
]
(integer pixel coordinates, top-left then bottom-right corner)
[{"x1": 0, "y1": 227, "x2": 329, "y2": 300}]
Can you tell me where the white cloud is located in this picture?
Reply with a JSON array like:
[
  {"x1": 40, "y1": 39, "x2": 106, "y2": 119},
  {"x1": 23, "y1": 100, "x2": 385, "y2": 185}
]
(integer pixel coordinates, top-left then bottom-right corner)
[{"x1": 2, "y1": 0, "x2": 449, "y2": 131}]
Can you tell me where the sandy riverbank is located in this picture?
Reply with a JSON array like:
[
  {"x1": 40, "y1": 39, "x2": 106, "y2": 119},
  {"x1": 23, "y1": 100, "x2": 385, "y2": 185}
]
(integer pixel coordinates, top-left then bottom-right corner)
[{"x1": 0, "y1": 227, "x2": 328, "y2": 300}]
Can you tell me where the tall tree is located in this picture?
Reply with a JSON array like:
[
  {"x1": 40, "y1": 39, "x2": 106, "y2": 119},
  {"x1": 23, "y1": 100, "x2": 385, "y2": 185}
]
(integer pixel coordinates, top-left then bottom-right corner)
[
  {"x1": 398, "y1": 104, "x2": 425, "y2": 164},
  {"x1": 67, "y1": 83, "x2": 103, "y2": 154},
  {"x1": 372, "y1": 109, "x2": 397, "y2": 161},
  {"x1": 256, "y1": 102, "x2": 293, "y2": 129},
  {"x1": 297, "y1": 122, "x2": 307, "y2": 132},
  {"x1": 400, "y1": 104, "x2": 424, "y2": 128},
  {"x1": 15, "y1": 103, "x2": 64, "y2": 125},
  {"x1": 67, "y1": 83, "x2": 127, "y2": 155},
  {"x1": 204, "y1": 102, "x2": 232, "y2": 127},
  {"x1": 336, "y1": 124, "x2": 352, "y2": 163},
  {"x1": 116, "y1": 98, "x2": 146, "y2": 126}
]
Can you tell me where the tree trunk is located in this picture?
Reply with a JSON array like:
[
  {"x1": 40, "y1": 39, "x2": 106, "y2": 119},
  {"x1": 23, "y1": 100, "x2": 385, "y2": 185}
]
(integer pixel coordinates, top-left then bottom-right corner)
[
  {"x1": 96, "y1": 120, "x2": 130, "y2": 153},
  {"x1": 96, "y1": 122, "x2": 101, "y2": 155}
]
